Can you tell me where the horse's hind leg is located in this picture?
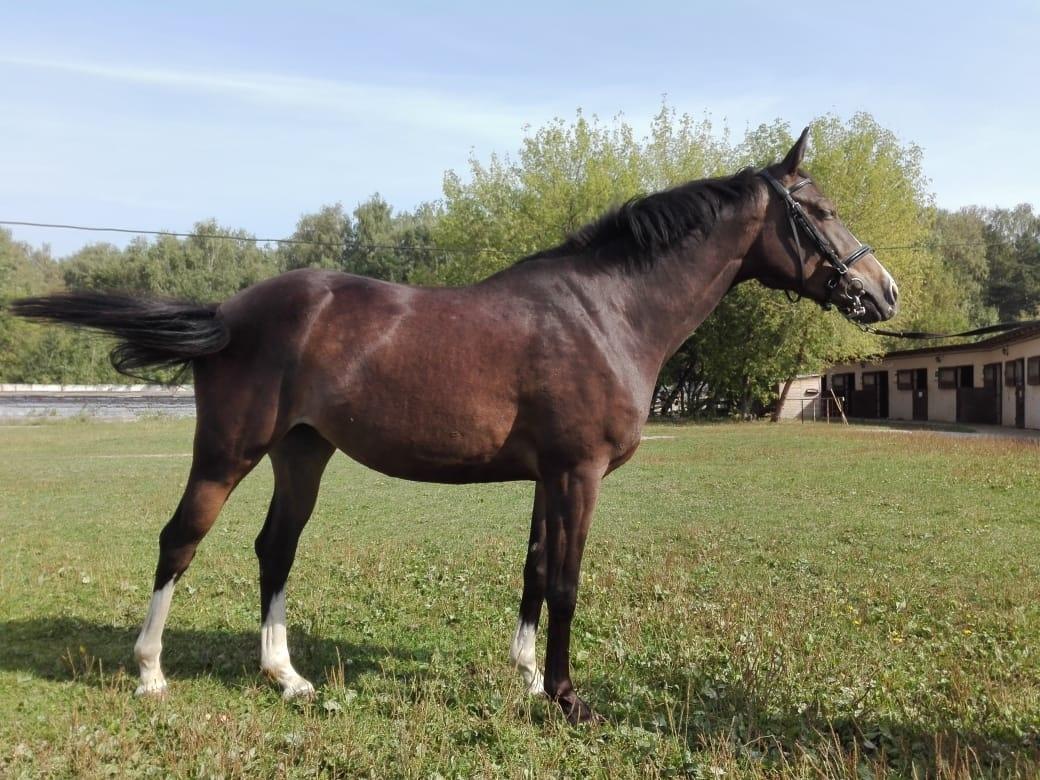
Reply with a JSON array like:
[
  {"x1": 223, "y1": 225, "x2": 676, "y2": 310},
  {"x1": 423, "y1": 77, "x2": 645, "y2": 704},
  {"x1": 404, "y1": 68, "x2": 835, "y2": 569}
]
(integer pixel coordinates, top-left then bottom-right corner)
[
  {"x1": 509, "y1": 482, "x2": 547, "y2": 695},
  {"x1": 255, "y1": 425, "x2": 334, "y2": 699},
  {"x1": 134, "y1": 446, "x2": 260, "y2": 696}
]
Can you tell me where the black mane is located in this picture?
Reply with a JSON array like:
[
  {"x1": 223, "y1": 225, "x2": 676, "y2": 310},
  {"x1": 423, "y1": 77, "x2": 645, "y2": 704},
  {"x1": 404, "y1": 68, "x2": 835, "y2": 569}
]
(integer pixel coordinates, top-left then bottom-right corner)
[{"x1": 519, "y1": 167, "x2": 760, "y2": 269}]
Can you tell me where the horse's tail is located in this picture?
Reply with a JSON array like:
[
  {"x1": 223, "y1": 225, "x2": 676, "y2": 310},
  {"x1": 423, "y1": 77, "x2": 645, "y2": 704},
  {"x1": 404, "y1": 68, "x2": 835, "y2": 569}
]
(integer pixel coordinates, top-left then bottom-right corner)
[{"x1": 10, "y1": 291, "x2": 230, "y2": 379}]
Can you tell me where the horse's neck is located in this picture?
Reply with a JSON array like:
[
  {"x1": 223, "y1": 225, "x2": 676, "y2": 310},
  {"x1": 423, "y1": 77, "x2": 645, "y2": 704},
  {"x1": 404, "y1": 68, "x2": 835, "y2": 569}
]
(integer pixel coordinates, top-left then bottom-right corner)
[{"x1": 601, "y1": 209, "x2": 762, "y2": 376}]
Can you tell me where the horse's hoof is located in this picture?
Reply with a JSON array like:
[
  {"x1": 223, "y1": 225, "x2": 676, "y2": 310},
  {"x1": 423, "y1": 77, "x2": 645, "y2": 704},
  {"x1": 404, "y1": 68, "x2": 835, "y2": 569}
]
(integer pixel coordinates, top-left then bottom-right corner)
[
  {"x1": 134, "y1": 678, "x2": 168, "y2": 698},
  {"x1": 556, "y1": 692, "x2": 604, "y2": 725},
  {"x1": 280, "y1": 677, "x2": 316, "y2": 701},
  {"x1": 526, "y1": 670, "x2": 546, "y2": 697}
]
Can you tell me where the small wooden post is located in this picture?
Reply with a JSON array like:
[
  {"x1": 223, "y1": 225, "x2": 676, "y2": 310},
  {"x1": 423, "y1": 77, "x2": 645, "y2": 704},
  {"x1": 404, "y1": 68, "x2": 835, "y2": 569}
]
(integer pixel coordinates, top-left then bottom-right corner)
[{"x1": 829, "y1": 388, "x2": 849, "y2": 425}]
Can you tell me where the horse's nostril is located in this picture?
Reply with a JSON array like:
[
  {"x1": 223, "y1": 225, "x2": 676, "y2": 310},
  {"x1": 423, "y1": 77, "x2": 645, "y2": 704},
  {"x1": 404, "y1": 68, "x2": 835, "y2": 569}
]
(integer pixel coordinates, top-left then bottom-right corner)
[{"x1": 885, "y1": 280, "x2": 899, "y2": 306}]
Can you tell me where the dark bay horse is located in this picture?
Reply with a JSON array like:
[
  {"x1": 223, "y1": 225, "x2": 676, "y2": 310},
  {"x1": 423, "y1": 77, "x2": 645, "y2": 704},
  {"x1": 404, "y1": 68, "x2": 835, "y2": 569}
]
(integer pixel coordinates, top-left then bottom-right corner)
[{"x1": 13, "y1": 129, "x2": 898, "y2": 723}]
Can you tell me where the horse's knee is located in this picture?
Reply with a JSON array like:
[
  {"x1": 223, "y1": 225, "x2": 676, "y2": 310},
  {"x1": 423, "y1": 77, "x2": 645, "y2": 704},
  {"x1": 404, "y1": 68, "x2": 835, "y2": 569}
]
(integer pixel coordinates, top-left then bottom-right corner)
[
  {"x1": 525, "y1": 542, "x2": 547, "y2": 578},
  {"x1": 546, "y1": 582, "x2": 578, "y2": 618}
]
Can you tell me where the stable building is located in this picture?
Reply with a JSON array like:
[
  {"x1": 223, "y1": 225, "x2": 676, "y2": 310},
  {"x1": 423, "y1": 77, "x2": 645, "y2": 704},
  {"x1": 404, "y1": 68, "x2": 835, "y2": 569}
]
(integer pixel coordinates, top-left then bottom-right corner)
[{"x1": 824, "y1": 324, "x2": 1040, "y2": 430}]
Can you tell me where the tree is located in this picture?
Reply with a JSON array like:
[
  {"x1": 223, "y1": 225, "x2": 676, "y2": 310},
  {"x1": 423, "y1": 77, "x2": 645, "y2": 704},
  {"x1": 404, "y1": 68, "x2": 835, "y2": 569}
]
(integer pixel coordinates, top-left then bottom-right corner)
[
  {"x1": 984, "y1": 205, "x2": 1040, "y2": 320},
  {"x1": 345, "y1": 195, "x2": 441, "y2": 282},
  {"x1": 63, "y1": 222, "x2": 276, "y2": 301},
  {"x1": 424, "y1": 110, "x2": 646, "y2": 286},
  {"x1": 280, "y1": 197, "x2": 442, "y2": 283},
  {"x1": 930, "y1": 208, "x2": 994, "y2": 325},
  {"x1": 278, "y1": 204, "x2": 351, "y2": 272},
  {"x1": 0, "y1": 229, "x2": 125, "y2": 382}
]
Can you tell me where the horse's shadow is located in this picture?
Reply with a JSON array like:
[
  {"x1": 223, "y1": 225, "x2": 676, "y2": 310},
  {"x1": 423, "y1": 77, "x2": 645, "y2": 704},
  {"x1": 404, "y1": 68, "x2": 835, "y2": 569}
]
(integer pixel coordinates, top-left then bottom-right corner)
[
  {"x1": 0, "y1": 617, "x2": 423, "y2": 691},
  {"x1": 591, "y1": 671, "x2": 1040, "y2": 775}
]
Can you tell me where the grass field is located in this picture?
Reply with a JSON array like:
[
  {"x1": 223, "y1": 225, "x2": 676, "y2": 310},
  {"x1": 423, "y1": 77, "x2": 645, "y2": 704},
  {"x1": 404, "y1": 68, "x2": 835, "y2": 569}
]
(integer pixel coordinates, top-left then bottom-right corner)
[{"x1": 3, "y1": 420, "x2": 1040, "y2": 778}]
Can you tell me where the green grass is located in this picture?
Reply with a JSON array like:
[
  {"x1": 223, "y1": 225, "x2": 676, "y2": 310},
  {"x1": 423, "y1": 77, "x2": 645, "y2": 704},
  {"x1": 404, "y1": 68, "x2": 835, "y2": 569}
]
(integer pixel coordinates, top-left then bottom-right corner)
[{"x1": 3, "y1": 420, "x2": 1040, "y2": 778}]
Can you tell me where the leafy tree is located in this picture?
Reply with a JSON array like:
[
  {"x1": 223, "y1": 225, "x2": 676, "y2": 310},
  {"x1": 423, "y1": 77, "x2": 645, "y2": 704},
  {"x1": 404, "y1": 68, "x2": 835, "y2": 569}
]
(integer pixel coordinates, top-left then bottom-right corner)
[
  {"x1": 983, "y1": 205, "x2": 1040, "y2": 319},
  {"x1": 424, "y1": 110, "x2": 646, "y2": 285},
  {"x1": 280, "y1": 197, "x2": 442, "y2": 282},
  {"x1": 278, "y1": 204, "x2": 351, "y2": 271},
  {"x1": 63, "y1": 222, "x2": 276, "y2": 302},
  {"x1": 0, "y1": 229, "x2": 124, "y2": 382},
  {"x1": 345, "y1": 195, "x2": 441, "y2": 281},
  {"x1": 930, "y1": 208, "x2": 996, "y2": 326}
]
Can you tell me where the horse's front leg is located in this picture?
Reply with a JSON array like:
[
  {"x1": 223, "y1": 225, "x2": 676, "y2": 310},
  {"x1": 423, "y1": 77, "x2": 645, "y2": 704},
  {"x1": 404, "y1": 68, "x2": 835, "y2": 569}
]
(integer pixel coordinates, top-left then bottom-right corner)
[
  {"x1": 510, "y1": 483, "x2": 546, "y2": 695},
  {"x1": 541, "y1": 464, "x2": 604, "y2": 724}
]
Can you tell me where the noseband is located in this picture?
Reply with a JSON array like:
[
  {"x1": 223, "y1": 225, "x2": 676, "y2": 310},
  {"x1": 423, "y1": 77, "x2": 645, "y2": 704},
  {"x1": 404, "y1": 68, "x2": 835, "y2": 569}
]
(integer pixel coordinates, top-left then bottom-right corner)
[{"x1": 759, "y1": 171, "x2": 873, "y2": 318}]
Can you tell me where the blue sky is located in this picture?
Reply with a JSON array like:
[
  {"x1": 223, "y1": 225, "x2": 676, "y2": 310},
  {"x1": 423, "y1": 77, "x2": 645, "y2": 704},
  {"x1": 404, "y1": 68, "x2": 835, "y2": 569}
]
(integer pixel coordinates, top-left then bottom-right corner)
[{"x1": 1, "y1": 1, "x2": 1037, "y2": 257}]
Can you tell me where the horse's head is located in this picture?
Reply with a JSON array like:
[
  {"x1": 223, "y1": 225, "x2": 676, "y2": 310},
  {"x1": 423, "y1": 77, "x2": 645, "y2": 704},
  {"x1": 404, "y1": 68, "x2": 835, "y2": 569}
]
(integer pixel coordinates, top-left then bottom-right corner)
[{"x1": 752, "y1": 128, "x2": 899, "y2": 324}]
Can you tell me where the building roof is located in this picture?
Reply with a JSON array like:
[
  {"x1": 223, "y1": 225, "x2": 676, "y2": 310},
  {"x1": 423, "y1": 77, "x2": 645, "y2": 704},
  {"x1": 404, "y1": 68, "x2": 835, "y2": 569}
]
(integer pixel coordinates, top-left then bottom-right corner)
[{"x1": 880, "y1": 324, "x2": 1040, "y2": 359}]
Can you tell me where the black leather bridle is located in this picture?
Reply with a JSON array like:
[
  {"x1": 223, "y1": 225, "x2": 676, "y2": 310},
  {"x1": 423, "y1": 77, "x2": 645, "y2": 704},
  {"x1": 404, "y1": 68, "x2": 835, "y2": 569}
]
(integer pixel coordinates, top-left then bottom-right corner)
[{"x1": 759, "y1": 170, "x2": 874, "y2": 319}]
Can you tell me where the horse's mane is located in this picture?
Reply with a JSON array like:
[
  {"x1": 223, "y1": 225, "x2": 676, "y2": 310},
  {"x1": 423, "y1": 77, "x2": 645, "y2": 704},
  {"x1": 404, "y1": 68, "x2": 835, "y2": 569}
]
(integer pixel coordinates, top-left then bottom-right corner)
[{"x1": 517, "y1": 167, "x2": 760, "y2": 269}]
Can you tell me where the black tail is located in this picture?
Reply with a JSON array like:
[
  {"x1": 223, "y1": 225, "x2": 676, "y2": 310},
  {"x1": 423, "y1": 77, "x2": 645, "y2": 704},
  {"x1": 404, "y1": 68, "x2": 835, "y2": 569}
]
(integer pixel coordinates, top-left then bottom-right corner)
[{"x1": 10, "y1": 291, "x2": 230, "y2": 378}]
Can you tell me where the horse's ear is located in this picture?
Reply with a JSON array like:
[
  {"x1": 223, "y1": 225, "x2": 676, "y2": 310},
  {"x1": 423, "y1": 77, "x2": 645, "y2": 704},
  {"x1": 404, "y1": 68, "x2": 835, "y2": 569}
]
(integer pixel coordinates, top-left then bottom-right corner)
[{"x1": 780, "y1": 126, "x2": 811, "y2": 175}]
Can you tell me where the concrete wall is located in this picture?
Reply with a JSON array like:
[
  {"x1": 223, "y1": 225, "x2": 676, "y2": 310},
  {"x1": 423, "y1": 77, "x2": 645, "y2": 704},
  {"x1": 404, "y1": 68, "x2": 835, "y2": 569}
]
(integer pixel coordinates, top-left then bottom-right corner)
[
  {"x1": 0, "y1": 384, "x2": 192, "y2": 393},
  {"x1": 776, "y1": 375, "x2": 823, "y2": 420},
  {"x1": 0, "y1": 385, "x2": 195, "y2": 420}
]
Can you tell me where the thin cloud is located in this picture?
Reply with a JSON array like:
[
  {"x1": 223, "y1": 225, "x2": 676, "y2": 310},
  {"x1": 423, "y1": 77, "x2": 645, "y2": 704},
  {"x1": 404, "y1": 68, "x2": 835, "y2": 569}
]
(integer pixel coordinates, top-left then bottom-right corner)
[{"x1": 0, "y1": 55, "x2": 531, "y2": 138}]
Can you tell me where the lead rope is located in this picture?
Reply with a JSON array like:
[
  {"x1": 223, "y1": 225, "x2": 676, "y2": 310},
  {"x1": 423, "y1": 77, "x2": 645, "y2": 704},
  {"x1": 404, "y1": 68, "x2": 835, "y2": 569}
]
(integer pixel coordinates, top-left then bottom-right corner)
[{"x1": 860, "y1": 319, "x2": 1040, "y2": 341}]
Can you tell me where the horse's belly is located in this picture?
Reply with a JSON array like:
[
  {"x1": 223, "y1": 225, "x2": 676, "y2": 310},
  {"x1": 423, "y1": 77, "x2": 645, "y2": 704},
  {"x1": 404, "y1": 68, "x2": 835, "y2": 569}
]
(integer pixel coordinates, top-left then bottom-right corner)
[
  {"x1": 298, "y1": 288, "x2": 541, "y2": 482},
  {"x1": 313, "y1": 398, "x2": 535, "y2": 483}
]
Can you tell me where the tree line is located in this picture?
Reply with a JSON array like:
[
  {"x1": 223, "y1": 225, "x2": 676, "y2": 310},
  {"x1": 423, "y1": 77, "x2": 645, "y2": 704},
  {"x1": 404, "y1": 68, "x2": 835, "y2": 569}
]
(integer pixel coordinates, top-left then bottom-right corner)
[{"x1": 2, "y1": 106, "x2": 1038, "y2": 416}]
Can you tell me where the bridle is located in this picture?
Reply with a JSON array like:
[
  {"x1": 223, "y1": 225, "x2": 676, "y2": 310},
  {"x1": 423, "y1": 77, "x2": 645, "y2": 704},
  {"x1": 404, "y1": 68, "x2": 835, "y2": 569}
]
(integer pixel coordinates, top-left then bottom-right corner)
[{"x1": 759, "y1": 170, "x2": 874, "y2": 319}]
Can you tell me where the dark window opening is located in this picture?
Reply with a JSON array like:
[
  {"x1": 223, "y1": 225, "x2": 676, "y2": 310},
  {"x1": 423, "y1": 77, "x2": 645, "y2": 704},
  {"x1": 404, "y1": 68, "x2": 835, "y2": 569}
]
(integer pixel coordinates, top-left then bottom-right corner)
[
  {"x1": 1028, "y1": 356, "x2": 1040, "y2": 386},
  {"x1": 984, "y1": 363, "x2": 1000, "y2": 388},
  {"x1": 1006, "y1": 359, "x2": 1023, "y2": 387}
]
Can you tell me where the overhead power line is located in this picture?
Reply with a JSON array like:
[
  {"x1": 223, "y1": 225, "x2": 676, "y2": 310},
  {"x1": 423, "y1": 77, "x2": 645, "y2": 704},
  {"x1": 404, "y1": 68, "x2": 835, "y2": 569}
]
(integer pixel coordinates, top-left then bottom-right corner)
[
  {"x1": 873, "y1": 240, "x2": 1008, "y2": 252},
  {"x1": 0, "y1": 219, "x2": 511, "y2": 256},
  {"x1": 0, "y1": 218, "x2": 1020, "y2": 256}
]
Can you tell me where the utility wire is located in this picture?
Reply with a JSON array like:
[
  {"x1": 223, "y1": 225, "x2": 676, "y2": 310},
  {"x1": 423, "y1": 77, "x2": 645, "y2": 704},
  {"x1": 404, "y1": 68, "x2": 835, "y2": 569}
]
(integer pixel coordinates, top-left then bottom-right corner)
[
  {"x1": 873, "y1": 240, "x2": 1013, "y2": 252},
  {"x1": 0, "y1": 218, "x2": 1026, "y2": 256},
  {"x1": 0, "y1": 220, "x2": 512, "y2": 256}
]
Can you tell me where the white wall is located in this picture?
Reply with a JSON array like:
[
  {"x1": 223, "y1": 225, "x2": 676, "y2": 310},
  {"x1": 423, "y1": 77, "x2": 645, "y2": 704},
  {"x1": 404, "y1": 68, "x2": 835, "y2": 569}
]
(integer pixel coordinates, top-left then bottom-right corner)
[
  {"x1": 827, "y1": 334, "x2": 1040, "y2": 429},
  {"x1": 1000, "y1": 340, "x2": 1040, "y2": 428},
  {"x1": 776, "y1": 376, "x2": 823, "y2": 420}
]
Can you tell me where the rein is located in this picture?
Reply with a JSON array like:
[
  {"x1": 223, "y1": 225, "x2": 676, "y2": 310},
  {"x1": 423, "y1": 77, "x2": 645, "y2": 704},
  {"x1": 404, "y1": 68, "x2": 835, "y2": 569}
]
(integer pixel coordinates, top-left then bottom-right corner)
[{"x1": 860, "y1": 319, "x2": 1040, "y2": 341}]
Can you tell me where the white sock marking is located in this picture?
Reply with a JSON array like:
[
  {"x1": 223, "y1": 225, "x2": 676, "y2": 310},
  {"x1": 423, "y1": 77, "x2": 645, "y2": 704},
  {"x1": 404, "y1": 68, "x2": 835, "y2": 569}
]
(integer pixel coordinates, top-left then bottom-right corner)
[
  {"x1": 509, "y1": 619, "x2": 544, "y2": 696},
  {"x1": 133, "y1": 579, "x2": 175, "y2": 696},
  {"x1": 260, "y1": 590, "x2": 314, "y2": 699}
]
